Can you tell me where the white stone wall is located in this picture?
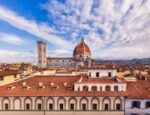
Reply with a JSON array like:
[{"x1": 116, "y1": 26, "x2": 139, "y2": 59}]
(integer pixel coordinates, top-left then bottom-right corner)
[
  {"x1": 87, "y1": 69, "x2": 117, "y2": 78},
  {"x1": 125, "y1": 99, "x2": 150, "y2": 115},
  {"x1": 74, "y1": 83, "x2": 126, "y2": 91}
]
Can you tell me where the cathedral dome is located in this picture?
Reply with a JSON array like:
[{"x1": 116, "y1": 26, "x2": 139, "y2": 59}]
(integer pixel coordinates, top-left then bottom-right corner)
[{"x1": 73, "y1": 38, "x2": 91, "y2": 57}]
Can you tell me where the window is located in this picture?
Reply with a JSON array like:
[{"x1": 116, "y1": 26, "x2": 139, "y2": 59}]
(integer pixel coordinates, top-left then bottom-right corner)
[
  {"x1": 108, "y1": 72, "x2": 112, "y2": 77},
  {"x1": 89, "y1": 72, "x2": 91, "y2": 77},
  {"x1": 100, "y1": 86, "x2": 102, "y2": 91},
  {"x1": 91, "y1": 86, "x2": 97, "y2": 91},
  {"x1": 14, "y1": 74, "x2": 17, "y2": 78},
  {"x1": 104, "y1": 104, "x2": 109, "y2": 111},
  {"x1": 82, "y1": 104, "x2": 86, "y2": 110},
  {"x1": 92, "y1": 104, "x2": 97, "y2": 110},
  {"x1": 60, "y1": 104, "x2": 63, "y2": 110},
  {"x1": 25, "y1": 103, "x2": 30, "y2": 110},
  {"x1": 38, "y1": 103, "x2": 42, "y2": 110},
  {"x1": 132, "y1": 101, "x2": 140, "y2": 108},
  {"x1": 4, "y1": 103, "x2": 9, "y2": 110},
  {"x1": 105, "y1": 86, "x2": 111, "y2": 91},
  {"x1": 83, "y1": 86, "x2": 88, "y2": 91},
  {"x1": 146, "y1": 102, "x2": 150, "y2": 108},
  {"x1": 116, "y1": 104, "x2": 121, "y2": 110},
  {"x1": 114, "y1": 86, "x2": 119, "y2": 91},
  {"x1": 0, "y1": 76, "x2": 4, "y2": 81},
  {"x1": 49, "y1": 104, "x2": 53, "y2": 110},
  {"x1": 70, "y1": 104, "x2": 74, "y2": 110},
  {"x1": 96, "y1": 72, "x2": 99, "y2": 77},
  {"x1": 78, "y1": 87, "x2": 80, "y2": 91}
]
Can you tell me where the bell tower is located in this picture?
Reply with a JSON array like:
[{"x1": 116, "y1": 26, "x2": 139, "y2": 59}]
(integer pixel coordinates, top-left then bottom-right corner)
[{"x1": 37, "y1": 41, "x2": 47, "y2": 68}]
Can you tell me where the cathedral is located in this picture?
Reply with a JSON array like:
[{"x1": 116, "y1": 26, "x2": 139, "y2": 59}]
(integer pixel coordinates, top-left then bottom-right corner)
[{"x1": 37, "y1": 38, "x2": 92, "y2": 68}]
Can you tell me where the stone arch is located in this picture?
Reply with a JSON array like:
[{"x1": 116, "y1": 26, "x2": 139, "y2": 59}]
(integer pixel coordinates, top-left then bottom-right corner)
[
  {"x1": 102, "y1": 97, "x2": 111, "y2": 111},
  {"x1": 68, "y1": 97, "x2": 77, "y2": 110},
  {"x1": 35, "y1": 97, "x2": 43, "y2": 110},
  {"x1": 91, "y1": 97, "x2": 99, "y2": 110},
  {"x1": 80, "y1": 97, "x2": 89, "y2": 110},
  {"x1": 13, "y1": 97, "x2": 21, "y2": 110},
  {"x1": 24, "y1": 97, "x2": 32, "y2": 110},
  {"x1": 2, "y1": 97, "x2": 11, "y2": 110},
  {"x1": 114, "y1": 97, "x2": 122, "y2": 110},
  {"x1": 46, "y1": 97, "x2": 55, "y2": 110},
  {"x1": 57, "y1": 97, "x2": 66, "y2": 110}
]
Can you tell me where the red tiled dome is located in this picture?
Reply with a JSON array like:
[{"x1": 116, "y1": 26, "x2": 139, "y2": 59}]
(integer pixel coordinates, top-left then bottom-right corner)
[{"x1": 73, "y1": 38, "x2": 91, "y2": 56}]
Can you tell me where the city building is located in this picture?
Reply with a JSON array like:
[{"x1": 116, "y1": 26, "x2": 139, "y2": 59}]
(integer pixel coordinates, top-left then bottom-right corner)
[
  {"x1": 0, "y1": 40, "x2": 149, "y2": 115},
  {"x1": 0, "y1": 69, "x2": 20, "y2": 86},
  {"x1": 38, "y1": 38, "x2": 92, "y2": 68}
]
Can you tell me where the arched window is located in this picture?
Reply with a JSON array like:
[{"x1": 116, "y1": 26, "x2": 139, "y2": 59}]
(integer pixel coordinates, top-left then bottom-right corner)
[
  {"x1": 105, "y1": 86, "x2": 111, "y2": 91},
  {"x1": 114, "y1": 98, "x2": 122, "y2": 110},
  {"x1": 103, "y1": 98, "x2": 111, "y2": 111},
  {"x1": 2, "y1": 98, "x2": 10, "y2": 110},
  {"x1": 13, "y1": 98, "x2": 21, "y2": 110},
  {"x1": 47, "y1": 98, "x2": 54, "y2": 110},
  {"x1": 35, "y1": 98, "x2": 43, "y2": 110},
  {"x1": 83, "y1": 86, "x2": 88, "y2": 91},
  {"x1": 69, "y1": 98, "x2": 77, "y2": 110},
  {"x1": 24, "y1": 98, "x2": 32, "y2": 110},
  {"x1": 58, "y1": 97, "x2": 66, "y2": 110},
  {"x1": 114, "y1": 86, "x2": 119, "y2": 91},
  {"x1": 91, "y1": 98, "x2": 99, "y2": 110},
  {"x1": 80, "y1": 98, "x2": 88, "y2": 111},
  {"x1": 91, "y1": 86, "x2": 97, "y2": 91}
]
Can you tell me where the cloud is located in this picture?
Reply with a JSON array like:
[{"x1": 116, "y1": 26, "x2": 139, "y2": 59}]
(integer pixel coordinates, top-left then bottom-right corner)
[
  {"x1": 0, "y1": 5, "x2": 73, "y2": 49},
  {"x1": 0, "y1": 0, "x2": 150, "y2": 60},
  {"x1": 41, "y1": 0, "x2": 150, "y2": 59},
  {"x1": 0, "y1": 33, "x2": 28, "y2": 45},
  {"x1": 47, "y1": 49, "x2": 72, "y2": 57},
  {"x1": 0, "y1": 49, "x2": 35, "y2": 63}
]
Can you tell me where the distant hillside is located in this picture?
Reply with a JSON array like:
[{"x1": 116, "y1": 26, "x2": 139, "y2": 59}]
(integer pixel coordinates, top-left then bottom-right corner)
[
  {"x1": 131, "y1": 58, "x2": 150, "y2": 62},
  {"x1": 95, "y1": 58, "x2": 150, "y2": 63}
]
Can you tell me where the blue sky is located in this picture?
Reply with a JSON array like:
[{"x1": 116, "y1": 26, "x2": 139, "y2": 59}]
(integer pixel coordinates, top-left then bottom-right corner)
[{"x1": 0, "y1": 0, "x2": 150, "y2": 63}]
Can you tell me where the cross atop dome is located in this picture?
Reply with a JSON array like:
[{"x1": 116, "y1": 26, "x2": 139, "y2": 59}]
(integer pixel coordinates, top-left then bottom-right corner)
[{"x1": 81, "y1": 37, "x2": 84, "y2": 43}]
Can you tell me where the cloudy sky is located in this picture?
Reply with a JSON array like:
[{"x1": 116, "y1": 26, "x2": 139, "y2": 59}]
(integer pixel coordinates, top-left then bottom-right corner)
[{"x1": 0, "y1": 0, "x2": 150, "y2": 63}]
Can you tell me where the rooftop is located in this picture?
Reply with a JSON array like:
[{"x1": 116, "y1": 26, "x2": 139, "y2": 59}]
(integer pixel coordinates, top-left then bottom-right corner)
[{"x1": 0, "y1": 75, "x2": 126, "y2": 97}]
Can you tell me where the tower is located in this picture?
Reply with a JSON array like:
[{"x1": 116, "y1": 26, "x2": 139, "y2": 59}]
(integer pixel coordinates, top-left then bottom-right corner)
[{"x1": 37, "y1": 41, "x2": 47, "y2": 68}]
